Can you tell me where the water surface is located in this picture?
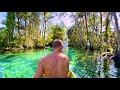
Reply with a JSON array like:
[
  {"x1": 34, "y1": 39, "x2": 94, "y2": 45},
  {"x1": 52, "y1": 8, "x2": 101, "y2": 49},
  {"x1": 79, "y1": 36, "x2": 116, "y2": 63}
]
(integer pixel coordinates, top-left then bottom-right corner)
[{"x1": 0, "y1": 47, "x2": 119, "y2": 78}]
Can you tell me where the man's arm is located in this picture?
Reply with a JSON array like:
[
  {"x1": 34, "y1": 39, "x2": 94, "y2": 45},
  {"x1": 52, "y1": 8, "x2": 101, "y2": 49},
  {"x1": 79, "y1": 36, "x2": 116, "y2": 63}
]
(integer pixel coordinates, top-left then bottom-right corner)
[
  {"x1": 64, "y1": 55, "x2": 70, "y2": 78},
  {"x1": 34, "y1": 59, "x2": 44, "y2": 78}
]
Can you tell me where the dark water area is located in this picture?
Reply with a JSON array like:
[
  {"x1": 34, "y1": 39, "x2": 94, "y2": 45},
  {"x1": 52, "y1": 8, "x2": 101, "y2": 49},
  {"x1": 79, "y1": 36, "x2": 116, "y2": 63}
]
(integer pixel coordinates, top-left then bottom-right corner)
[{"x1": 0, "y1": 47, "x2": 119, "y2": 78}]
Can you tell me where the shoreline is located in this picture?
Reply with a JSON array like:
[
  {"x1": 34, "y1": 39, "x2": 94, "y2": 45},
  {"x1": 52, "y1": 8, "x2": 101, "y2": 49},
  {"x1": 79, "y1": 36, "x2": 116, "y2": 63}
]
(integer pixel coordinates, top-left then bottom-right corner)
[{"x1": 0, "y1": 46, "x2": 51, "y2": 53}]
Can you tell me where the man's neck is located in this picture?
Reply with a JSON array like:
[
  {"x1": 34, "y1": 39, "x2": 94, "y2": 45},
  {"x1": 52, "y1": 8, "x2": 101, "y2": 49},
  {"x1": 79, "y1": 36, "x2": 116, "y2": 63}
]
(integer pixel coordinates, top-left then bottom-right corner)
[{"x1": 53, "y1": 49, "x2": 61, "y2": 55}]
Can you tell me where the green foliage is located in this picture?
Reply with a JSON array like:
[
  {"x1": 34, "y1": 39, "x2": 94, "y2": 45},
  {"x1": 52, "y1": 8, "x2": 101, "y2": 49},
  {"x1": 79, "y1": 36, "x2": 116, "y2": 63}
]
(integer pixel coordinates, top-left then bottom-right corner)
[
  {"x1": 6, "y1": 12, "x2": 15, "y2": 42},
  {"x1": 45, "y1": 33, "x2": 53, "y2": 46},
  {"x1": 0, "y1": 28, "x2": 8, "y2": 48},
  {"x1": 67, "y1": 26, "x2": 85, "y2": 48},
  {"x1": 0, "y1": 12, "x2": 118, "y2": 53},
  {"x1": 104, "y1": 25, "x2": 111, "y2": 38},
  {"x1": 36, "y1": 37, "x2": 44, "y2": 47},
  {"x1": 0, "y1": 12, "x2": 43, "y2": 49},
  {"x1": 51, "y1": 25, "x2": 65, "y2": 41},
  {"x1": 67, "y1": 12, "x2": 116, "y2": 51}
]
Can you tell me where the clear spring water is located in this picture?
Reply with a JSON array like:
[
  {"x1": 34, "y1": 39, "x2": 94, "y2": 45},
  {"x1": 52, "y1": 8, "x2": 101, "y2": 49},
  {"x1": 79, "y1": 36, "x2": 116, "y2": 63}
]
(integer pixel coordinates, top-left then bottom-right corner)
[{"x1": 0, "y1": 47, "x2": 119, "y2": 78}]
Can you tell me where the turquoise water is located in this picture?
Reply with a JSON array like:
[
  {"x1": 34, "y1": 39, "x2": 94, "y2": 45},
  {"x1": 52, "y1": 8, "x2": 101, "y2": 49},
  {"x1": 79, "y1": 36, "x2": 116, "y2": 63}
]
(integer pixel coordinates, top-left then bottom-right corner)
[
  {"x1": 0, "y1": 47, "x2": 80, "y2": 78},
  {"x1": 0, "y1": 49, "x2": 52, "y2": 78},
  {"x1": 0, "y1": 47, "x2": 119, "y2": 78}
]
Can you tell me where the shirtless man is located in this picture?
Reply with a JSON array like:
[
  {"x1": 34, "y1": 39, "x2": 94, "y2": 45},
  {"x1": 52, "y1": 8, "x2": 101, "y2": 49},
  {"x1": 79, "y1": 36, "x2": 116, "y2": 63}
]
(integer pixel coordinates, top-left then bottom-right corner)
[{"x1": 34, "y1": 39, "x2": 70, "y2": 78}]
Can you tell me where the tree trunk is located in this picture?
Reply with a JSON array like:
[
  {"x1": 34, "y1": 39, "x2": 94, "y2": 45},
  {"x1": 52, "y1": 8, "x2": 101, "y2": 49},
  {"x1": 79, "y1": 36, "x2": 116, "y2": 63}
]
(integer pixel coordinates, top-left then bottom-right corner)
[
  {"x1": 84, "y1": 13, "x2": 89, "y2": 48},
  {"x1": 105, "y1": 12, "x2": 110, "y2": 42},
  {"x1": 6, "y1": 12, "x2": 15, "y2": 46},
  {"x1": 18, "y1": 18, "x2": 20, "y2": 36},
  {"x1": 16, "y1": 12, "x2": 21, "y2": 36},
  {"x1": 43, "y1": 12, "x2": 48, "y2": 47},
  {"x1": 24, "y1": 12, "x2": 27, "y2": 39},
  {"x1": 91, "y1": 12, "x2": 95, "y2": 50},
  {"x1": 43, "y1": 12, "x2": 46, "y2": 48},
  {"x1": 78, "y1": 19, "x2": 83, "y2": 47},
  {"x1": 100, "y1": 12, "x2": 102, "y2": 54},
  {"x1": 113, "y1": 12, "x2": 120, "y2": 54},
  {"x1": 104, "y1": 12, "x2": 110, "y2": 51}
]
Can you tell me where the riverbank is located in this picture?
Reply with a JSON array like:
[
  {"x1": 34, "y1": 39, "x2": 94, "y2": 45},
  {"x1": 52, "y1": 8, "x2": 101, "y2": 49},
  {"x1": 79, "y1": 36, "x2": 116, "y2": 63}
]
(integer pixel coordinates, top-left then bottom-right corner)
[
  {"x1": 0, "y1": 40, "x2": 68, "y2": 52},
  {"x1": 0, "y1": 46, "x2": 51, "y2": 53}
]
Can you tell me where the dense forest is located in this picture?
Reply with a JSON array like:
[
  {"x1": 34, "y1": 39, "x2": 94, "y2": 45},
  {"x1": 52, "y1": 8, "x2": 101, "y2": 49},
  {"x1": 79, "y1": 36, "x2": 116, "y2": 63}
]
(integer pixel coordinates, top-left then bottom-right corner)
[
  {"x1": 0, "y1": 12, "x2": 120, "y2": 57},
  {"x1": 0, "y1": 12, "x2": 66, "y2": 50},
  {"x1": 68, "y1": 12, "x2": 118, "y2": 51}
]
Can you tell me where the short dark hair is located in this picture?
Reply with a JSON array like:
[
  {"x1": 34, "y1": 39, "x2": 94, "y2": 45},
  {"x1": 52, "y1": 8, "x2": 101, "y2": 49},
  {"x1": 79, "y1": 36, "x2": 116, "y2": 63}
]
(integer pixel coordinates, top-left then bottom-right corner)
[{"x1": 52, "y1": 39, "x2": 63, "y2": 48}]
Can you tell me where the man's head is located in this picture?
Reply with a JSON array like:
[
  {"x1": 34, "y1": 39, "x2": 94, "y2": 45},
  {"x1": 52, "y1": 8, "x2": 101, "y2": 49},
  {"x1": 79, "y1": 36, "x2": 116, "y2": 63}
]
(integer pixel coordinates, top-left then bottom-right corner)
[{"x1": 52, "y1": 39, "x2": 63, "y2": 52}]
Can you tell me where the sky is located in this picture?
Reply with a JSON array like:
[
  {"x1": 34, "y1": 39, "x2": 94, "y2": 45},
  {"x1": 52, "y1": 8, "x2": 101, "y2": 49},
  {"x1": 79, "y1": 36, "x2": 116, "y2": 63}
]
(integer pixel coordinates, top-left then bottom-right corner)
[
  {"x1": 0, "y1": 12, "x2": 74, "y2": 28},
  {"x1": 51, "y1": 12, "x2": 74, "y2": 27},
  {"x1": 0, "y1": 12, "x2": 6, "y2": 27}
]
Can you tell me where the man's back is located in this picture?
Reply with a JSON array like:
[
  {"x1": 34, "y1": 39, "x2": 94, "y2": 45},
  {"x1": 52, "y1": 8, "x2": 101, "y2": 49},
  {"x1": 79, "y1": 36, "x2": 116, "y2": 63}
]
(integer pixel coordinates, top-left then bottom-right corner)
[
  {"x1": 42, "y1": 53, "x2": 69, "y2": 78},
  {"x1": 34, "y1": 39, "x2": 70, "y2": 78}
]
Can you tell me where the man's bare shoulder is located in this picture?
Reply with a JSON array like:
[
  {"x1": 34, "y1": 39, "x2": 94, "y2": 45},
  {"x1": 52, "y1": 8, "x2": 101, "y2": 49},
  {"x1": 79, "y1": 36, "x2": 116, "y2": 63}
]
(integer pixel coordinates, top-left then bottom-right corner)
[
  {"x1": 45, "y1": 54, "x2": 52, "y2": 58},
  {"x1": 39, "y1": 54, "x2": 51, "y2": 65},
  {"x1": 43, "y1": 54, "x2": 53, "y2": 60},
  {"x1": 39, "y1": 54, "x2": 50, "y2": 62},
  {"x1": 59, "y1": 53, "x2": 68, "y2": 57},
  {"x1": 59, "y1": 53, "x2": 70, "y2": 62}
]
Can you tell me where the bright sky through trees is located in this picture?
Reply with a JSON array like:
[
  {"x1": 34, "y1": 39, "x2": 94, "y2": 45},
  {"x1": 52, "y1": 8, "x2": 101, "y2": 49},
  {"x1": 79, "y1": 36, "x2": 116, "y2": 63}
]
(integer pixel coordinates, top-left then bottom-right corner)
[
  {"x1": 0, "y1": 12, "x2": 120, "y2": 31},
  {"x1": 0, "y1": 12, "x2": 74, "y2": 28}
]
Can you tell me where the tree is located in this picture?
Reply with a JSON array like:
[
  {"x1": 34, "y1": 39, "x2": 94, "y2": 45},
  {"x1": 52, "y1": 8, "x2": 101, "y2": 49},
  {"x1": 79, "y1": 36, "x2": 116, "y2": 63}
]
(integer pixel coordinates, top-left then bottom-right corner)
[
  {"x1": 39, "y1": 12, "x2": 55, "y2": 47},
  {"x1": 84, "y1": 12, "x2": 89, "y2": 45},
  {"x1": 100, "y1": 12, "x2": 102, "y2": 54},
  {"x1": 0, "y1": 27, "x2": 8, "y2": 48},
  {"x1": 0, "y1": 12, "x2": 43, "y2": 49},
  {"x1": 51, "y1": 25, "x2": 65, "y2": 41},
  {"x1": 15, "y1": 12, "x2": 22, "y2": 37},
  {"x1": 5, "y1": 12, "x2": 15, "y2": 46},
  {"x1": 67, "y1": 12, "x2": 115, "y2": 52}
]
